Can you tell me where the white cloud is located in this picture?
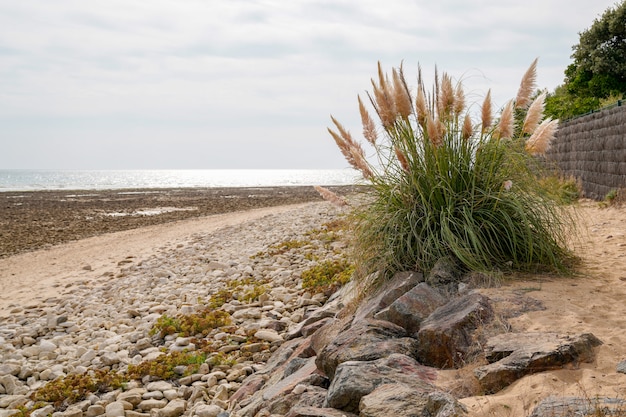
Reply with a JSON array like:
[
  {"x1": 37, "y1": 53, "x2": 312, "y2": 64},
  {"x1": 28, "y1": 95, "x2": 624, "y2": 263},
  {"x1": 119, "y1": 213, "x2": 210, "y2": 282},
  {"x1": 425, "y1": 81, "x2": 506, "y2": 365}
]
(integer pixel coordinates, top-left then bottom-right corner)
[{"x1": 0, "y1": 0, "x2": 619, "y2": 168}]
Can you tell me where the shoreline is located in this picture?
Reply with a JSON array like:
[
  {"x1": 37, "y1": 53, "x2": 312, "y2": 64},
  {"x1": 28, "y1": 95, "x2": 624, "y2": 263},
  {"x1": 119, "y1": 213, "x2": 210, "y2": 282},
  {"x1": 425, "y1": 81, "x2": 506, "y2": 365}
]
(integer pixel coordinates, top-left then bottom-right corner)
[
  {"x1": 0, "y1": 185, "x2": 363, "y2": 259},
  {"x1": 0, "y1": 202, "x2": 322, "y2": 313}
]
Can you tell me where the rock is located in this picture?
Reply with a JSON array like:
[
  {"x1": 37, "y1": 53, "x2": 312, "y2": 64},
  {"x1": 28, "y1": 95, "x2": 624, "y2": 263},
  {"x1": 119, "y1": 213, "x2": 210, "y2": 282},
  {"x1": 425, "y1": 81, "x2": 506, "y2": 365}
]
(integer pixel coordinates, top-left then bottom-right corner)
[
  {"x1": 359, "y1": 383, "x2": 429, "y2": 416},
  {"x1": 353, "y1": 271, "x2": 423, "y2": 322},
  {"x1": 31, "y1": 406, "x2": 55, "y2": 417},
  {"x1": 117, "y1": 388, "x2": 146, "y2": 406},
  {"x1": 0, "y1": 364, "x2": 21, "y2": 377},
  {"x1": 137, "y1": 399, "x2": 168, "y2": 411},
  {"x1": 105, "y1": 402, "x2": 126, "y2": 417},
  {"x1": 63, "y1": 406, "x2": 85, "y2": 417},
  {"x1": 374, "y1": 283, "x2": 447, "y2": 334},
  {"x1": 265, "y1": 385, "x2": 327, "y2": 414},
  {"x1": 325, "y1": 353, "x2": 437, "y2": 413},
  {"x1": 423, "y1": 391, "x2": 468, "y2": 417},
  {"x1": 529, "y1": 396, "x2": 626, "y2": 417},
  {"x1": 85, "y1": 405, "x2": 105, "y2": 417},
  {"x1": 617, "y1": 360, "x2": 626, "y2": 374},
  {"x1": 0, "y1": 410, "x2": 21, "y2": 417},
  {"x1": 125, "y1": 412, "x2": 150, "y2": 417},
  {"x1": 194, "y1": 404, "x2": 223, "y2": 417},
  {"x1": 475, "y1": 332, "x2": 603, "y2": 394},
  {"x1": 262, "y1": 357, "x2": 319, "y2": 401},
  {"x1": 153, "y1": 399, "x2": 186, "y2": 417},
  {"x1": 425, "y1": 256, "x2": 462, "y2": 287},
  {"x1": 316, "y1": 319, "x2": 418, "y2": 379},
  {"x1": 255, "y1": 329, "x2": 283, "y2": 343},
  {"x1": 285, "y1": 407, "x2": 358, "y2": 417},
  {"x1": 416, "y1": 292, "x2": 494, "y2": 368},
  {"x1": 39, "y1": 339, "x2": 57, "y2": 352},
  {"x1": 359, "y1": 383, "x2": 466, "y2": 417},
  {"x1": 0, "y1": 375, "x2": 20, "y2": 395},
  {"x1": 147, "y1": 381, "x2": 174, "y2": 392},
  {"x1": 101, "y1": 351, "x2": 120, "y2": 366}
]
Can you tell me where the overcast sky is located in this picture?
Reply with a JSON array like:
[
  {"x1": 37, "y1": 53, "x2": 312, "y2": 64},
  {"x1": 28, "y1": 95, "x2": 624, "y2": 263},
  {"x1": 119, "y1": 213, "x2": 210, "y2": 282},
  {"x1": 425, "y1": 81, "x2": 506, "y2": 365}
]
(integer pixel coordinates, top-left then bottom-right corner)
[{"x1": 0, "y1": 0, "x2": 618, "y2": 169}]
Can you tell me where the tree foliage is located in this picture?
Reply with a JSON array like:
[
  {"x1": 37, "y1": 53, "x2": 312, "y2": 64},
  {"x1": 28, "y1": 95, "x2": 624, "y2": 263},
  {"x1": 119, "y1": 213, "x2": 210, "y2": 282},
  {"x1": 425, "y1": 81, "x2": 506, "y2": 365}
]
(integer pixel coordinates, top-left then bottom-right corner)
[{"x1": 546, "y1": 1, "x2": 626, "y2": 120}]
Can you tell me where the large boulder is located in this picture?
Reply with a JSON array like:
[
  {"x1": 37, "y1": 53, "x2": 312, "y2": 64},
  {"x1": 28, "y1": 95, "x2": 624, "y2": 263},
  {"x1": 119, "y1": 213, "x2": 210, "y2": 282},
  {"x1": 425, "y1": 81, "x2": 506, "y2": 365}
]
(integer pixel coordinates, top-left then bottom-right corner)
[
  {"x1": 475, "y1": 332, "x2": 603, "y2": 394},
  {"x1": 359, "y1": 383, "x2": 466, "y2": 417},
  {"x1": 315, "y1": 319, "x2": 418, "y2": 379},
  {"x1": 324, "y1": 353, "x2": 437, "y2": 413},
  {"x1": 416, "y1": 292, "x2": 494, "y2": 368},
  {"x1": 375, "y1": 283, "x2": 447, "y2": 334}
]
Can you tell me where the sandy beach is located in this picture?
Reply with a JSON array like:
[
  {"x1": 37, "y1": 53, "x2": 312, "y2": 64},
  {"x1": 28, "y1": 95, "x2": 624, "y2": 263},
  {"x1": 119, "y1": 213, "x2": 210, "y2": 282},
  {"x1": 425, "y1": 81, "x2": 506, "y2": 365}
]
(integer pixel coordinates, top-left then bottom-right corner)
[{"x1": 1, "y1": 192, "x2": 625, "y2": 416}]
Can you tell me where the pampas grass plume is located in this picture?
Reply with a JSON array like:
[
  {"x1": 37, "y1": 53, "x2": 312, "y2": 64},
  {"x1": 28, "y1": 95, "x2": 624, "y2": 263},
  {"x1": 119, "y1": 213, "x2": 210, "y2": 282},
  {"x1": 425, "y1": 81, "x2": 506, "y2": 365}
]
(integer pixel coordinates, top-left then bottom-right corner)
[
  {"x1": 526, "y1": 118, "x2": 558, "y2": 155},
  {"x1": 415, "y1": 87, "x2": 428, "y2": 128},
  {"x1": 498, "y1": 100, "x2": 515, "y2": 139},
  {"x1": 462, "y1": 113, "x2": 473, "y2": 140},
  {"x1": 522, "y1": 92, "x2": 546, "y2": 135},
  {"x1": 395, "y1": 147, "x2": 410, "y2": 172},
  {"x1": 515, "y1": 58, "x2": 538, "y2": 109},
  {"x1": 393, "y1": 68, "x2": 412, "y2": 119},
  {"x1": 314, "y1": 185, "x2": 349, "y2": 207},
  {"x1": 358, "y1": 95, "x2": 378, "y2": 146},
  {"x1": 481, "y1": 90, "x2": 493, "y2": 134}
]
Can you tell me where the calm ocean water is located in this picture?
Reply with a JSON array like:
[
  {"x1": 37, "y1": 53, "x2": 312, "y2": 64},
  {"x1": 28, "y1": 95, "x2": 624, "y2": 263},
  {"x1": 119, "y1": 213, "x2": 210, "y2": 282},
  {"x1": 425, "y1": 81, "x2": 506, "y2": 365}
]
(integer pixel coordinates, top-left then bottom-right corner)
[{"x1": 0, "y1": 169, "x2": 361, "y2": 192}]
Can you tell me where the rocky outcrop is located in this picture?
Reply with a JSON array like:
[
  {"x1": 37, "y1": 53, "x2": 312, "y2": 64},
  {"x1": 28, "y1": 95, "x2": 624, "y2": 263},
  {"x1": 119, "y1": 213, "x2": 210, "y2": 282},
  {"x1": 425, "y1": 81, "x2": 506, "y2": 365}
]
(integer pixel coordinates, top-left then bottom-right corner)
[
  {"x1": 359, "y1": 384, "x2": 465, "y2": 417},
  {"x1": 315, "y1": 319, "x2": 418, "y2": 379},
  {"x1": 324, "y1": 354, "x2": 437, "y2": 412},
  {"x1": 416, "y1": 293, "x2": 494, "y2": 368},
  {"x1": 374, "y1": 282, "x2": 447, "y2": 334},
  {"x1": 475, "y1": 332, "x2": 603, "y2": 394}
]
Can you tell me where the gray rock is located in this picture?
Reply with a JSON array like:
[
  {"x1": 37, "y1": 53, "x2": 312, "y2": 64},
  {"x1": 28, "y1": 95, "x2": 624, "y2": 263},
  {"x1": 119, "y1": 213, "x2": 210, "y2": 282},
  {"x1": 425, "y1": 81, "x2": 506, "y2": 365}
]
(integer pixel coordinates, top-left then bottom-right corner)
[
  {"x1": 285, "y1": 407, "x2": 358, "y2": 417},
  {"x1": 315, "y1": 319, "x2": 418, "y2": 379},
  {"x1": 617, "y1": 360, "x2": 626, "y2": 374},
  {"x1": 152, "y1": 399, "x2": 186, "y2": 417},
  {"x1": 0, "y1": 364, "x2": 21, "y2": 377},
  {"x1": 529, "y1": 396, "x2": 626, "y2": 417},
  {"x1": 146, "y1": 381, "x2": 174, "y2": 392},
  {"x1": 195, "y1": 404, "x2": 223, "y2": 417},
  {"x1": 105, "y1": 402, "x2": 126, "y2": 417},
  {"x1": 0, "y1": 410, "x2": 21, "y2": 417},
  {"x1": 118, "y1": 388, "x2": 146, "y2": 405},
  {"x1": 475, "y1": 332, "x2": 603, "y2": 394},
  {"x1": 353, "y1": 271, "x2": 423, "y2": 322},
  {"x1": 325, "y1": 353, "x2": 437, "y2": 413},
  {"x1": 416, "y1": 292, "x2": 494, "y2": 368},
  {"x1": 31, "y1": 405, "x2": 55, "y2": 417},
  {"x1": 137, "y1": 399, "x2": 168, "y2": 411},
  {"x1": 359, "y1": 384, "x2": 467, "y2": 417},
  {"x1": 374, "y1": 282, "x2": 447, "y2": 334},
  {"x1": 85, "y1": 405, "x2": 105, "y2": 417}
]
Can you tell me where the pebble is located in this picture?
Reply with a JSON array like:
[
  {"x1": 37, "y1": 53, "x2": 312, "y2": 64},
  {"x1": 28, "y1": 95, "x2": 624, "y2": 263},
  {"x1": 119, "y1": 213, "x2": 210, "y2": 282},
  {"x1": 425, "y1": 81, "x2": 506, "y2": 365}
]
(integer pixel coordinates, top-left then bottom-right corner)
[{"x1": 0, "y1": 202, "x2": 346, "y2": 417}]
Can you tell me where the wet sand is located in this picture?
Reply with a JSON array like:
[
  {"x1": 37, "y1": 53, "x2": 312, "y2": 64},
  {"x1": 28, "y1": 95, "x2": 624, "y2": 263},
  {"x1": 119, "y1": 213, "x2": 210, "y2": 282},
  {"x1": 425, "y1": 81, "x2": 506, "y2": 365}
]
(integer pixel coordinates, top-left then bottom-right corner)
[{"x1": 0, "y1": 185, "x2": 359, "y2": 258}]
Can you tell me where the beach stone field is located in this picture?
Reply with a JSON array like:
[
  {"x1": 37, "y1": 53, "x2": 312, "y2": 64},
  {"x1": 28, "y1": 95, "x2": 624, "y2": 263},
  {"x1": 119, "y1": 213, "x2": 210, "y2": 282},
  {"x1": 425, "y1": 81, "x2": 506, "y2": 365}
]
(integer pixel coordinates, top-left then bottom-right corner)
[
  {"x1": 0, "y1": 186, "x2": 360, "y2": 258},
  {"x1": 0, "y1": 199, "x2": 351, "y2": 417}
]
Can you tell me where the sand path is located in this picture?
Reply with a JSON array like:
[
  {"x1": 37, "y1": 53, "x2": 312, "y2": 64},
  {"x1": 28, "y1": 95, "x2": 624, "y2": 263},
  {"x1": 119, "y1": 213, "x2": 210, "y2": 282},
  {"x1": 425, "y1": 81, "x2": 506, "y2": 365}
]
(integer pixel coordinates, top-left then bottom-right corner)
[
  {"x1": 0, "y1": 203, "x2": 310, "y2": 313},
  {"x1": 459, "y1": 201, "x2": 626, "y2": 416}
]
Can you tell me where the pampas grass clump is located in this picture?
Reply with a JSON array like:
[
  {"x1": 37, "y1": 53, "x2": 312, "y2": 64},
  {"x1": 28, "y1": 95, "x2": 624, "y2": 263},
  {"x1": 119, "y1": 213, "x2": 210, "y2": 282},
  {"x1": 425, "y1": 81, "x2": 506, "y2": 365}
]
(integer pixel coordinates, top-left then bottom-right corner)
[{"x1": 328, "y1": 59, "x2": 576, "y2": 277}]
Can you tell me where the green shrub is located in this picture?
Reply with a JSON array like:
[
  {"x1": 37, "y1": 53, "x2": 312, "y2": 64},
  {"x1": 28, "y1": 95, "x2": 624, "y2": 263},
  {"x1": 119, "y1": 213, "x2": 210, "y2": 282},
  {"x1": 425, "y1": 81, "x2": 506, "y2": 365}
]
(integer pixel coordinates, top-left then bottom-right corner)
[
  {"x1": 126, "y1": 351, "x2": 207, "y2": 381},
  {"x1": 151, "y1": 309, "x2": 232, "y2": 338},
  {"x1": 328, "y1": 60, "x2": 577, "y2": 278},
  {"x1": 302, "y1": 258, "x2": 354, "y2": 294}
]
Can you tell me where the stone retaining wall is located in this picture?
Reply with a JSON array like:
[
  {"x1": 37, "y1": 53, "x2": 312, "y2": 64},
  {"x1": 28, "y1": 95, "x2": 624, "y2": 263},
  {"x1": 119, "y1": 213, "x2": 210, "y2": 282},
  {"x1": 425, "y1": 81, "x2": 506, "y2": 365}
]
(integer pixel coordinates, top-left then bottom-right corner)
[{"x1": 546, "y1": 103, "x2": 626, "y2": 200}]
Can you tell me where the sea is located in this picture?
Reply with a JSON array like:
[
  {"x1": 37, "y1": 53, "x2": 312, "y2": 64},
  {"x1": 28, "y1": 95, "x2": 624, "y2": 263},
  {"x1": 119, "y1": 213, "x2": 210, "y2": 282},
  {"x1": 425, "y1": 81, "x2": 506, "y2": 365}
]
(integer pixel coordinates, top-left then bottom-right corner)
[{"x1": 0, "y1": 169, "x2": 362, "y2": 192}]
